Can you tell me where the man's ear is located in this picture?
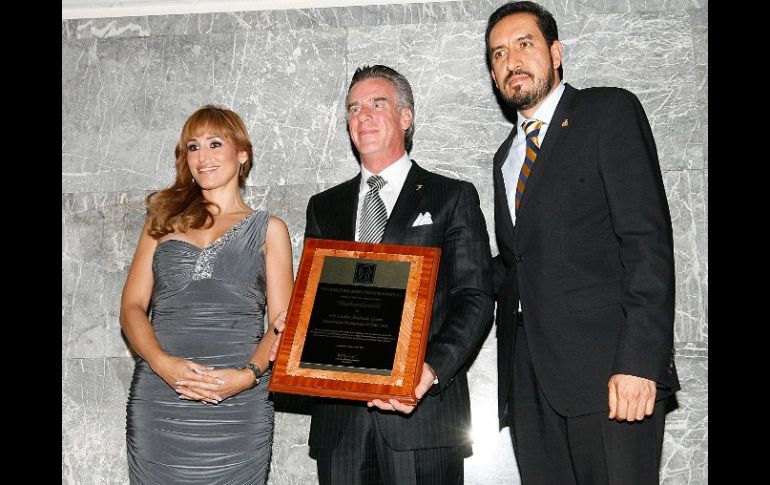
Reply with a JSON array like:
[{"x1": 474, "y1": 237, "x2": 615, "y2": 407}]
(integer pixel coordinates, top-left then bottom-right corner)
[
  {"x1": 400, "y1": 107, "x2": 413, "y2": 131},
  {"x1": 550, "y1": 40, "x2": 563, "y2": 74}
]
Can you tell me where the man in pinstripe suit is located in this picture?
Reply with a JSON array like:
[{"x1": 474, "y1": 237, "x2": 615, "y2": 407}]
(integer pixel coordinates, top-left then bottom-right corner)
[{"x1": 303, "y1": 64, "x2": 494, "y2": 485}]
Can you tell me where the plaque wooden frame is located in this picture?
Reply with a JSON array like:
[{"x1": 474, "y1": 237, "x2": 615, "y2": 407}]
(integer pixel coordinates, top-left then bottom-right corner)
[{"x1": 268, "y1": 238, "x2": 441, "y2": 404}]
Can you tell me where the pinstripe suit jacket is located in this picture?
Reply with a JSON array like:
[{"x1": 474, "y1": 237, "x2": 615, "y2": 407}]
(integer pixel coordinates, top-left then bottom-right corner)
[{"x1": 305, "y1": 161, "x2": 494, "y2": 451}]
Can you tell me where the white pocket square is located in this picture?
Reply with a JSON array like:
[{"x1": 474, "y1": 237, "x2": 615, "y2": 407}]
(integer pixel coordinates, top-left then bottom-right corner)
[{"x1": 412, "y1": 212, "x2": 433, "y2": 227}]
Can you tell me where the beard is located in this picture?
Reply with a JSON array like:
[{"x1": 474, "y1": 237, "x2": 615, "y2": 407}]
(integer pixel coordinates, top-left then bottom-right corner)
[{"x1": 501, "y1": 66, "x2": 555, "y2": 111}]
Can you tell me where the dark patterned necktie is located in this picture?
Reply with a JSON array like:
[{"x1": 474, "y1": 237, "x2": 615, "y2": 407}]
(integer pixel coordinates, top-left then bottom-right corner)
[
  {"x1": 359, "y1": 175, "x2": 388, "y2": 243},
  {"x1": 515, "y1": 119, "x2": 544, "y2": 214}
]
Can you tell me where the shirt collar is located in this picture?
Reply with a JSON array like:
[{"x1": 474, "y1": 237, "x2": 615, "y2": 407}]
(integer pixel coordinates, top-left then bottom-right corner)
[
  {"x1": 360, "y1": 152, "x2": 412, "y2": 191},
  {"x1": 517, "y1": 81, "x2": 565, "y2": 128}
]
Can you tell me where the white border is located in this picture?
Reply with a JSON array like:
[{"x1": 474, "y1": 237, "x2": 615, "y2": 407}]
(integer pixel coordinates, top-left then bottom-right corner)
[{"x1": 62, "y1": 0, "x2": 433, "y2": 19}]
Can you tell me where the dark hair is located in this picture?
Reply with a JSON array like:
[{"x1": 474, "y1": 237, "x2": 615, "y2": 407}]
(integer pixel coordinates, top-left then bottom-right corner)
[
  {"x1": 485, "y1": 1, "x2": 563, "y2": 80},
  {"x1": 348, "y1": 64, "x2": 415, "y2": 153},
  {"x1": 146, "y1": 104, "x2": 254, "y2": 238}
]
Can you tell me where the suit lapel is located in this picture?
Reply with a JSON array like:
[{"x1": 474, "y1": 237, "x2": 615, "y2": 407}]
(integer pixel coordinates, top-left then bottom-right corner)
[
  {"x1": 331, "y1": 175, "x2": 360, "y2": 241},
  {"x1": 516, "y1": 84, "x2": 576, "y2": 218},
  {"x1": 382, "y1": 161, "x2": 427, "y2": 244},
  {"x1": 495, "y1": 126, "x2": 518, "y2": 241},
  {"x1": 494, "y1": 126, "x2": 518, "y2": 170}
]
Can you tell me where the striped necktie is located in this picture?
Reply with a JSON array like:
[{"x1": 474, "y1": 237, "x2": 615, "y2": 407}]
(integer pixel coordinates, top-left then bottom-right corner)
[
  {"x1": 359, "y1": 175, "x2": 388, "y2": 243},
  {"x1": 515, "y1": 119, "x2": 544, "y2": 214}
]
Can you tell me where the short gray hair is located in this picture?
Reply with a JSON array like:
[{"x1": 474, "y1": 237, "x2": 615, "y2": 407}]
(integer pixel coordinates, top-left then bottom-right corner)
[{"x1": 348, "y1": 64, "x2": 415, "y2": 153}]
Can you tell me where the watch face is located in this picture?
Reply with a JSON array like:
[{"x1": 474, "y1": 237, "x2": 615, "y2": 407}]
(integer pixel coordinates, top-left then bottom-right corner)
[{"x1": 245, "y1": 363, "x2": 262, "y2": 385}]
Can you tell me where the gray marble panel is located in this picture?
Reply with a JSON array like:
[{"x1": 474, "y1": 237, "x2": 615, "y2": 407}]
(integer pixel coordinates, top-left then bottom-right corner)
[
  {"x1": 143, "y1": 8, "x2": 364, "y2": 37},
  {"x1": 62, "y1": 357, "x2": 135, "y2": 485},
  {"x1": 361, "y1": 0, "x2": 485, "y2": 26},
  {"x1": 691, "y1": 8, "x2": 707, "y2": 167},
  {"x1": 559, "y1": 13, "x2": 703, "y2": 171},
  {"x1": 362, "y1": 0, "x2": 700, "y2": 20},
  {"x1": 701, "y1": 169, "x2": 707, "y2": 323},
  {"x1": 347, "y1": 25, "x2": 401, "y2": 76},
  {"x1": 664, "y1": 170, "x2": 707, "y2": 343},
  {"x1": 62, "y1": 192, "x2": 148, "y2": 358},
  {"x1": 229, "y1": 29, "x2": 350, "y2": 187},
  {"x1": 661, "y1": 345, "x2": 708, "y2": 484},
  {"x1": 63, "y1": 28, "x2": 349, "y2": 193},
  {"x1": 280, "y1": 6, "x2": 361, "y2": 30},
  {"x1": 62, "y1": 36, "x2": 197, "y2": 193},
  {"x1": 316, "y1": 6, "x2": 367, "y2": 29},
  {"x1": 398, "y1": 20, "x2": 508, "y2": 184},
  {"x1": 62, "y1": 257, "x2": 79, "y2": 322},
  {"x1": 269, "y1": 409, "x2": 316, "y2": 484},
  {"x1": 63, "y1": 19, "x2": 76, "y2": 40},
  {"x1": 76, "y1": 2, "x2": 488, "y2": 39},
  {"x1": 145, "y1": 13, "x2": 219, "y2": 37},
  {"x1": 68, "y1": 0, "x2": 704, "y2": 41},
  {"x1": 81, "y1": 2, "x2": 471, "y2": 39},
  {"x1": 75, "y1": 17, "x2": 151, "y2": 39},
  {"x1": 691, "y1": 8, "x2": 707, "y2": 66},
  {"x1": 571, "y1": 0, "x2": 691, "y2": 14}
]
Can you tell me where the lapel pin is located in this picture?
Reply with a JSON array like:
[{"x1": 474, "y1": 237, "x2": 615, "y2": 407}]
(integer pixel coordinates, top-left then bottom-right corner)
[
  {"x1": 561, "y1": 118, "x2": 569, "y2": 127},
  {"x1": 416, "y1": 184, "x2": 423, "y2": 191}
]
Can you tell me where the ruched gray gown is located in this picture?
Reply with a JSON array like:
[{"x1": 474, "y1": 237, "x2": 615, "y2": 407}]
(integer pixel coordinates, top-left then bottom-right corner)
[{"x1": 126, "y1": 210, "x2": 273, "y2": 485}]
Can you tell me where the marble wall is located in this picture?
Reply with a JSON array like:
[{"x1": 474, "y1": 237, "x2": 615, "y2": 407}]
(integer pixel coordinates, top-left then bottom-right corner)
[{"x1": 62, "y1": 1, "x2": 707, "y2": 483}]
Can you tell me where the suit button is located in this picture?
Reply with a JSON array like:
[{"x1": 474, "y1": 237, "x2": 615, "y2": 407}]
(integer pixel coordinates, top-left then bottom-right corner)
[{"x1": 514, "y1": 254, "x2": 524, "y2": 262}]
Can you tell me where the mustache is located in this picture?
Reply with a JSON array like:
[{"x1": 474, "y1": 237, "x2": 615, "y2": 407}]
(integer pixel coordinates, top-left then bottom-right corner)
[{"x1": 505, "y1": 69, "x2": 533, "y2": 84}]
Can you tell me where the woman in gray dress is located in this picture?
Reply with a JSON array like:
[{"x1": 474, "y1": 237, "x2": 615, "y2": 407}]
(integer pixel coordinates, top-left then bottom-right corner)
[{"x1": 120, "y1": 105, "x2": 294, "y2": 484}]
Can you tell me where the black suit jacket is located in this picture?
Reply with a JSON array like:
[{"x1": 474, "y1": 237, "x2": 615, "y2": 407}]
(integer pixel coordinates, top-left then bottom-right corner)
[
  {"x1": 306, "y1": 161, "x2": 494, "y2": 451},
  {"x1": 493, "y1": 84, "x2": 680, "y2": 425}
]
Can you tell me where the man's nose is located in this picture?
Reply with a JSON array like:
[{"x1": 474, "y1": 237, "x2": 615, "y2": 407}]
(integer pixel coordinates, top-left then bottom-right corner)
[
  {"x1": 506, "y1": 51, "x2": 522, "y2": 72},
  {"x1": 359, "y1": 105, "x2": 374, "y2": 120}
]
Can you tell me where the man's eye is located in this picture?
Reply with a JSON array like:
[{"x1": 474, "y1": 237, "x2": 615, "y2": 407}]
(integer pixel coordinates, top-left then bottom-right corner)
[
  {"x1": 349, "y1": 106, "x2": 361, "y2": 115},
  {"x1": 373, "y1": 102, "x2": 384, "y2": 110},
  {"x1": 493, "y1": 50, "x2": 505, "y2": 59}
]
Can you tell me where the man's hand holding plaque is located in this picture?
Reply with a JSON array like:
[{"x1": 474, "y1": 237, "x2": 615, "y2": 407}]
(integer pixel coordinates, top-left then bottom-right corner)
[{"x1": 367, "y1": 362, "x2": 436, "y2": 414}]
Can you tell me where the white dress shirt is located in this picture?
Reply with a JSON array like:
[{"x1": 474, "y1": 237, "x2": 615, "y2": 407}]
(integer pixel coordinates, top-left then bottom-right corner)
[
  {"x1": 501, "y1": 81, "x2": 566, "y2": 226},
  {"x1": 355, "y1": 152, "x2": 412, "y2": 241},
  {"x1": 502, "y1": 82, "x2": 565, "y2": 312}
]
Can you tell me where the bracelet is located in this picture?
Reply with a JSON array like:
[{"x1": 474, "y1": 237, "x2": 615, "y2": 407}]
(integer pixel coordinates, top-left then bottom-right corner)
[{"x1": 243, "y1": 362, "x2": 263, "y2": 386}]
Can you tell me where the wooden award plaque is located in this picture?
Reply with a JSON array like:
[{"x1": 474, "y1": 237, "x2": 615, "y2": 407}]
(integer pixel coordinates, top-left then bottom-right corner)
[{"x1": 268, "y1": 238, "x2": 441, "y2": 404}]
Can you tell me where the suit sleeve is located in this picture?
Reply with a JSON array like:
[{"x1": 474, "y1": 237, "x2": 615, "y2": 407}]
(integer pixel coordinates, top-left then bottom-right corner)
[
  {"x1": 424, "y1": 182, "x2": 495, "y2": 391},
  {"x1": 305, "y1": 195, "x2": 322, "y2": 240},
  {"x1": 598, "y1": 89, "x2": 677, "y2": 389},
  {"x1": 492, "y1": 254, "x2": 506, "y2": 298}
]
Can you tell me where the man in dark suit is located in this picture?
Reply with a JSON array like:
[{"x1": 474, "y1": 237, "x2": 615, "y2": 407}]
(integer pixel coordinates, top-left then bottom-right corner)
[
  {"x1": 485, "y1": 2, "x2": 680, "y2": 484},
  {"x1": 304, "y1": 64, "x2": 494, "y2": 485}
]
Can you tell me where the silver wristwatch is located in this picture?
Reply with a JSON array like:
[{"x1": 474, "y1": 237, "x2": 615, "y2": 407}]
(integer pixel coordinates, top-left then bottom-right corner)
[{"x1": 243, "y1": 362, "x2": 263, "y2": 386}]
